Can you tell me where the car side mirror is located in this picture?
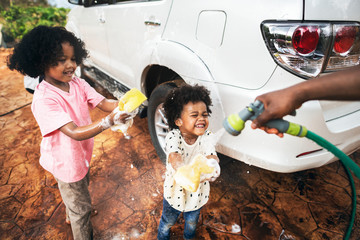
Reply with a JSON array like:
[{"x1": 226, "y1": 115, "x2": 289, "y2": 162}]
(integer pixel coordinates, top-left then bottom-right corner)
[
  {"x1": 68, "y1": 0, "x2": 115, "y2": 7},
  {"x1": 68, "y1": 0, "x2": 82, "y2": 5},
  {"x1": 68, "y1": 0, "x2": 95, "y2": 7}
]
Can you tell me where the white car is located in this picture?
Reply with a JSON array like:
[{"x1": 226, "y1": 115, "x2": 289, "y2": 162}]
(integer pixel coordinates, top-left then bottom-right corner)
[{"x1": 66, "y1": 0, "x2": 360, "y2": 173}]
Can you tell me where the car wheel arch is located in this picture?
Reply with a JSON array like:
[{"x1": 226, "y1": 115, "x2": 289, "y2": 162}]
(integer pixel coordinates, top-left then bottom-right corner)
[
  {"x1": 150, "y1": 41, "x2": 214, "y2": 83},
  {"x1": 142, "y1": 64, "x2": 182, "y2": 99}
]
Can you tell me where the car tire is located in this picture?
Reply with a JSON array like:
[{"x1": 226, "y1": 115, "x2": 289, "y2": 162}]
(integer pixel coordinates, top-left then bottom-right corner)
[{"x1": 148, "y1": 80, "x2": 184, "y2": 163}]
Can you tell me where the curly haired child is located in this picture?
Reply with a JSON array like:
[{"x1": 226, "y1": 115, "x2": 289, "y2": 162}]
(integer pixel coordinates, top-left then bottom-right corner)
[
  {"x1": 7, "y1": 25, "x2": 130, "y2": 240},
  {"x1": 157, "y1": 84, "x2": 220, "y2": 240}
]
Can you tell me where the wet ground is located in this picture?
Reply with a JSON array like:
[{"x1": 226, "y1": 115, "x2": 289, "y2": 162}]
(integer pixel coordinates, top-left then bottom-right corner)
[{"x1": 1, "y1": 48, "x2": 360, "y2": 240}]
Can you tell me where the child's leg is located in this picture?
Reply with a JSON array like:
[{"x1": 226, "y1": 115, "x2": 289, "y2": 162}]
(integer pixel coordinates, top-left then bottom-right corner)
[
  {"x1": 157, "y1": 199, "x2": 181, "y2": 240},
  {"x1": 183, "y1": 208, "x2": 201, "y2": 240},
  {"x1": 56, "y1": 172, "x2": 93, "y2": 240},
  {"x1": 66, "y1": 203, "x2": 98, "y2": 225}
]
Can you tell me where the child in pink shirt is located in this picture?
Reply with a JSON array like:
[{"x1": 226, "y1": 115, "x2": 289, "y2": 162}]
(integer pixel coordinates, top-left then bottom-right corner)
[{"x1": 7, "y1": 25, "x2": 130, "y2": 240}]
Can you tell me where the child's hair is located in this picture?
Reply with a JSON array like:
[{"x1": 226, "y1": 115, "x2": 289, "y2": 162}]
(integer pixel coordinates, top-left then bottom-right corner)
[
  {"x1": 7, "y1": 25, "x2": 88, "y2": 78},
  {"x1": 163, "y1": 84, "x2": 212, "y2": 130}
]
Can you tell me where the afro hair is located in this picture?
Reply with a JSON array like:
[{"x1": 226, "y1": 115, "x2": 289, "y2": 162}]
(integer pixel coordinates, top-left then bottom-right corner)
[
  {"x1": 163, "y1": 84, "x2": 212, "y2": 130},
  {"x1": 7, "y1": 25, "x2": 88, "y2": 78}
]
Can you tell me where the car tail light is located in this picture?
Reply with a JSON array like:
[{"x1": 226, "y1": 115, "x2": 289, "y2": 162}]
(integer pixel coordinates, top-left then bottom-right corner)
[
  {"x1": 326, "y1": 23, "x2": 360, "y2": 72},
  {"x1": 261, "y1": 21, "x2": 360, "y2": 78},
  {"x1": 333, "y1": 26, "x2": 356, "y2": 54},
  {"x1": 292, "y1": 26, "x2": 320, "y2": 55}
]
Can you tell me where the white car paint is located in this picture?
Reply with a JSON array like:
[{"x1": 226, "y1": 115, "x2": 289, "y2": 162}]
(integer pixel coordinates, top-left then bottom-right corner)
[{"x1": 66, "y1": 0, "x2": 360, "y2": 172}]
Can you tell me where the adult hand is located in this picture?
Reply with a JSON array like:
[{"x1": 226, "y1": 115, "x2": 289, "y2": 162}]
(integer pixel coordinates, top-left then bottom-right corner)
[
  {"x1": 250, "y1": 88, "x2": 303, "y2": 137},
  {"x1": 250, "y1": 65, "x2": 360, "y2": 137}
]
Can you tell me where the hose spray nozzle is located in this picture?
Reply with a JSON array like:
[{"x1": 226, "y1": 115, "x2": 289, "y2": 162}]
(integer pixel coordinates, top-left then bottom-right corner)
[{"x1": 223, "y1": 100, "x2": 307, "y2": 137}]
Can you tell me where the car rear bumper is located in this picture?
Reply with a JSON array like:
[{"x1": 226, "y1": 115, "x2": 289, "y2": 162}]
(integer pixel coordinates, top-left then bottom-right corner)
[{"x1": 208, "y1": 67, "x2": 360, "y2": 173}]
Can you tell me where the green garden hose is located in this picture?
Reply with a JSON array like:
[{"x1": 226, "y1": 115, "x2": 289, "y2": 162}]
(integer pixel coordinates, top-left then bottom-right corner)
[
  {"x1": 223, "y1": 100, "x2": 360, "y2": 239},
  {"x1": 306, "y1": 130, "x2": 358, "y2": 240}
]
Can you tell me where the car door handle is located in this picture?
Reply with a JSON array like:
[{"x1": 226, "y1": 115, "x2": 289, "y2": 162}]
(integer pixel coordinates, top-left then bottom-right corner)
[{"x1": 144, "y1": 20, "x2": 161, "y2": 26}]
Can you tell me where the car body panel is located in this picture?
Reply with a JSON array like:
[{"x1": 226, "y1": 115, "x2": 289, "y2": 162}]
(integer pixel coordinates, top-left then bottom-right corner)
[
  {"x1": 303, "y1": 0, "x2": 360, "y2": 130},
  {"x1": 66, "y1": 0, "x2": 360, "y2": 172},
  {"x1": 214, "y1": 66, "x2": 360, "y2": 172},
  {"x1": 305, "y1": 0, "x2": 360, "y2": 21},
  {"x1": 162, "y1": 0, "x2": 304, "y2": 89},
  {"x1": 104, "y1": 0, "x2": 172, "y2": 87},
  {"x1": 67, "y1": 5, "x2": 111, "y2": 72}
]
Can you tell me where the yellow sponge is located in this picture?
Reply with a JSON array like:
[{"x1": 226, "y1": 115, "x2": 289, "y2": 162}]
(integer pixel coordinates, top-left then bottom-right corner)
[
  {"x1": 118, "y1": 88, "x2": 147, "y2": 112},
  {"x1": 173, "y1": 154, "x2": 214, "y2": 192}
]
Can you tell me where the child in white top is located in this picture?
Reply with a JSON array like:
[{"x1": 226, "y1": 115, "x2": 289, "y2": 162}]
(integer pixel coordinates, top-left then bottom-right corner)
[{"x1": 157, "y1": 84, "x2": 220, "y2": 240}]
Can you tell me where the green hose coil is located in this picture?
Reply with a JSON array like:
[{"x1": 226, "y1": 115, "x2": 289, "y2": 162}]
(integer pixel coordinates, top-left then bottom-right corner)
[{"x1": 306, "y1": 130, "x2": 359, "y2": 240}]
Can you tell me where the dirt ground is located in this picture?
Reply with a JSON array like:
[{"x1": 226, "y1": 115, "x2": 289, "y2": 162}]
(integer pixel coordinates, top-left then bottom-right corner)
[{"x1": 1, "y1": 48, "x2": 360, "y2": 240}]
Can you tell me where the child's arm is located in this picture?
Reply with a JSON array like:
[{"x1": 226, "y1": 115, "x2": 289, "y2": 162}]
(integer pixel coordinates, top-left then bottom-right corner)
[
  {"x1": 96, "y1": 98, "x2": 118, "y2": 112},
  {"x1": 59, "y1": 107, "x2": 129, "y2": 141},
  {"x1": 206, "y1": 155, "x2": 219, "y2": 163},
  {"x1": 168, "y1": 152, "x2": 184, "y2": 170}
]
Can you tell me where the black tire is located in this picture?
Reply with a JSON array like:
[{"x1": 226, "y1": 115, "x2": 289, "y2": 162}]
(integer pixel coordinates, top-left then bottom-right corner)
[{"x1": 148, "y1": 80, "x2": 184, "y2": 163}]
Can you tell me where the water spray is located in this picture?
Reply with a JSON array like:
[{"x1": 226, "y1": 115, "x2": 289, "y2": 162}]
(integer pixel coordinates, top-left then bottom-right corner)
[{"x1": 223, "y1": 100, "x2": 360, "y2": 239}]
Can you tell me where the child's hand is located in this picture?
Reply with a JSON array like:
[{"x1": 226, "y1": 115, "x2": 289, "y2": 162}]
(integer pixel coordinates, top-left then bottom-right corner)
[
  {"x1": 110, "y1": 107, "x2": 131, "y2": 124},
  {"x1": 209, "y1": 163, "x2": 221, "y2": 182},
  {"x1": 200, "y1": 157, "x2": 220, "y2": 183},
  {"x1": 114, "y1": 111, "x2": 132, "y2": 125},
  {"x1": 100, "y1": 108, "x2": 131, "y2": 130}
]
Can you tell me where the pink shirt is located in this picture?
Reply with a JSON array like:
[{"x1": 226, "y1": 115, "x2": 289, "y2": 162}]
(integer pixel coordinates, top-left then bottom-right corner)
[{"x1": 31, "y1": 76, "x2": 105, "y2": 183}]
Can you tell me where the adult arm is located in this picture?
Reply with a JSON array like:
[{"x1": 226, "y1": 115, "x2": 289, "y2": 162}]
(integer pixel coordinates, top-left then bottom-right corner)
[{"x1": 252, "y1": 65, "x2": 360, "y2": 129}]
